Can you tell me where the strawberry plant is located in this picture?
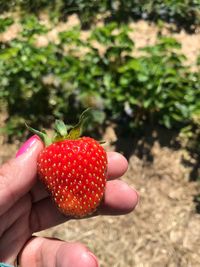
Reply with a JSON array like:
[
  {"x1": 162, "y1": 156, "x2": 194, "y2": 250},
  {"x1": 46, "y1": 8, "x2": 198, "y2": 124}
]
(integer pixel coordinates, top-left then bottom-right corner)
[
  {"x1": 85, "y1": 25, "x2": 200, "y2": 129},
  {"x1": 0, "y1": 18, "x2": 79, "y2": 137},
  {"x1": 0, "y1": 16, "x2": 199, "y2": 141},
  {"x1": 179, "y1": 113, "x2": 200, "y2": 155},
  {"x1": 179, "y1": 56, "x2": 200, "y2": 155}
]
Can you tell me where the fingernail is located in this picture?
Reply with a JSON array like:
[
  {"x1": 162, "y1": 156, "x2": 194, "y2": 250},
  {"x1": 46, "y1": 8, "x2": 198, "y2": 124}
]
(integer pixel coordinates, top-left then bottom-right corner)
[
  {"x1": 16, "y1": 135, "x2": 40, "y2": 157},
  {"x1": 87, "y1": 252, "x2": 99, "y2": 267}
]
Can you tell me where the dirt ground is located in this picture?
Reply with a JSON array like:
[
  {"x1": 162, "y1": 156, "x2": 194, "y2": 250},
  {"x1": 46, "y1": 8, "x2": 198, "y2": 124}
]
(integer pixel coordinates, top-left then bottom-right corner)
[
  {"x1": 40, "y1": 139, "x2": 200, "y2": 267},
  {"x1": 1, "y1": 16, "x2": 200, "y2": 267}
]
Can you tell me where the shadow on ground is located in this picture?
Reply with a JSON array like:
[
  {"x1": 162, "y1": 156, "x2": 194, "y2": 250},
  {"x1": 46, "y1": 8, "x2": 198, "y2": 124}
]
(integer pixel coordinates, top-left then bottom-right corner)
[
  {"x1": 112, "y1": 123, "x2": 200, "y2": 213},
  {"x1": 113, "y1": 124, "x2": 180, "y2": 162}
]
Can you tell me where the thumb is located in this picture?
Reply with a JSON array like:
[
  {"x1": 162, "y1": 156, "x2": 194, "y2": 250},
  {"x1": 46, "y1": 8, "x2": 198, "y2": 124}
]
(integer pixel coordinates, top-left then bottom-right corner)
[{"x1": 0, "y1": 135, "x2": 43, "y2": 216}]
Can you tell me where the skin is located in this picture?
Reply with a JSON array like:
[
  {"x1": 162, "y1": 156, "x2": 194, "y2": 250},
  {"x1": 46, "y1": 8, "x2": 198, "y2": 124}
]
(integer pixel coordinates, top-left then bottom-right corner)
[{"x1": 0, "y1": 138, "x2": 139, "y2": 267}]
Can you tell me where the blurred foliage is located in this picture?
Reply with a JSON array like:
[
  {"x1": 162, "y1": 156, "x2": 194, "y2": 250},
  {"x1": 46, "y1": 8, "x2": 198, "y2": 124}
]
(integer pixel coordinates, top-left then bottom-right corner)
[
  {"x1": 0, "y1": 17, "x2": 14, "y2": 32},
  {"x1": 179, "y1": 113, "x2": 200, "y2": 155},
  {"x1": 0, "y1": 0, "x2": 200, "y2": 32},
  {"x1": 179, "y1": 56, "x2": 200, "y2": 155},
  {"x1": 0, "y1": 16, "x2": 200, "y2": 141}
]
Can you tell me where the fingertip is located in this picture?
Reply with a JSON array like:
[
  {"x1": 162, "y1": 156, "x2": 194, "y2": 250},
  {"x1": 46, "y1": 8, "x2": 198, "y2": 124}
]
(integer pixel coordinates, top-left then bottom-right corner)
[
  {"x1": 122, "y1": 185, "x2": 139, "y2": 213},
  {"x1": 57, "y1": 242, "x2": 99, "y2": 267},
  {"x1": 16, "y1": 135, "x2": 42, "y2": 158},
  {"x1": 102, "y1": 180, "x2": 139, "y2": 215},
  {"x1": 107, "y1": 152, "x2": 128, "y2": 179}
]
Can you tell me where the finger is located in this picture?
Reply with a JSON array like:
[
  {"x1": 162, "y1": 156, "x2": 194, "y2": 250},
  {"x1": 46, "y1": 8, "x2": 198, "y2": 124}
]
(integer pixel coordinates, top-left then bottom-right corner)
[
  {"x1": 30, "y1": 180, "x2": 138, "y2": 232},
  {"x1": 31, "y1": 152, "x2": 128, "y2": 203},
  {"x1": 30, "y1": 197, "x2": 67, "y2": 232},
  {"x1": 107, "y1": 152, "x2": 128, "y2": 180},
  {"x1": 0, "y1": 136, "x2": 43, "y2": 216},
  {"x1": 99, "y1": 180, "x2": 139, "y2": 215},
  {"x1": 30, "y1": 179, "x2": 47, "y2": 203},
  {"x1": 19, "y1": 236, "x2": 99, "y2": 267}
]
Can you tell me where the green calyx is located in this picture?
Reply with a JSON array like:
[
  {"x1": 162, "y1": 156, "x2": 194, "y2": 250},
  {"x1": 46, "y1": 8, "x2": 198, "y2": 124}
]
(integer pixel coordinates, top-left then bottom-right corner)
[{"x1": 26, "y1": 108, "x2": 92, "y2": 146}]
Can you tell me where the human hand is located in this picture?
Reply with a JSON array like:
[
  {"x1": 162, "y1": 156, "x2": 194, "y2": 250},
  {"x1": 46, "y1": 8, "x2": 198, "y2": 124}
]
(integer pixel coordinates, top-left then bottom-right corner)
[{"x1": 0, "y1": 135, "x2": 138, "y2": 267}]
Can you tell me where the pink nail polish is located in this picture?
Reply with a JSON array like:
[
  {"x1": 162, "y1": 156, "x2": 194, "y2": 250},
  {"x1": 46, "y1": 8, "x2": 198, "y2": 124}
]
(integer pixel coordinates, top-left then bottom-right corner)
[
  {"x1": 87, "y1": 252, "x2": 99, "y2": 267},
  {"x1": 16, "y1": 135, "x2": 40, "y2": 157}
]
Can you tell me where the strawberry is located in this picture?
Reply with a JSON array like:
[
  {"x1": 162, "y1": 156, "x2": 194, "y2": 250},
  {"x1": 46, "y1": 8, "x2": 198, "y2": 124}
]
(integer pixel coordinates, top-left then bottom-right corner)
[{"x1": 27, "y1": 109, "x2": 107, "y2": 217}]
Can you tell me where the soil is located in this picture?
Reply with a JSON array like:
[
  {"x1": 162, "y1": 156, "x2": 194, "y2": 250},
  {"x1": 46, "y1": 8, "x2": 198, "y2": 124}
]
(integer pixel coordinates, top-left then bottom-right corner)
[{"x1": 1, "y1": 16, "x2": 200, "y2": 267}]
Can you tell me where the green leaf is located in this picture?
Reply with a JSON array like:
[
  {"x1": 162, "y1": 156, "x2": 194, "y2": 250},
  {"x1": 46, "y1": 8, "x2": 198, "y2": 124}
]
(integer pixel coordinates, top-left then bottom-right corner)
[
  {"x1": 162, "y1": 115, "x2": 172, "y2": 129},
  {"x1": 66, "y1": 108, "x2": 93, "y2": 140},
  {"x1": 54, "y1": 120, "x2": 68, "y2": 136},
  {"x1": 0, "y1": 17, "x2": 14, "y2": 33}
]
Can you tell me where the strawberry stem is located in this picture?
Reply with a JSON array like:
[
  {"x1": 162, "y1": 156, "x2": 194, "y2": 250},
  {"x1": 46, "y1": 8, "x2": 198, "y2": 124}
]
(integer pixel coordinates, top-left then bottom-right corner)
[{"x1": 26, "y1": 108, "x2": 93, "y2": 145}]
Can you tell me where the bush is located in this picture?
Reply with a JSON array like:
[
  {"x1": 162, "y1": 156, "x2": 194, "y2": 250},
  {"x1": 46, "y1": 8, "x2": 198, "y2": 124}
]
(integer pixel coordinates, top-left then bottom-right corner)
[{"x1": 0, "y1": 16, "x2": 199, "y2": 139}]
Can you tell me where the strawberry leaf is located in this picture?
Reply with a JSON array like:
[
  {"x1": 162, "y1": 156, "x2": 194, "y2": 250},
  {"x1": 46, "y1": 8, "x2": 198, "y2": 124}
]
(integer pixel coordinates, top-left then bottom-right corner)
[
  {"x1": 66, "y1": 108, "x2": 93, "y2": 140},
  {"x1": 54, "y1": 120, "x2": 68, "y2": 137}
]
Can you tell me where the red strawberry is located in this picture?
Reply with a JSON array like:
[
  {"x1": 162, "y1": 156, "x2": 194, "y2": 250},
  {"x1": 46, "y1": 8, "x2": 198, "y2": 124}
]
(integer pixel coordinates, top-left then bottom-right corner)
[{"x1": 27, "y1": 109, "x2": 107, "y2": 217}]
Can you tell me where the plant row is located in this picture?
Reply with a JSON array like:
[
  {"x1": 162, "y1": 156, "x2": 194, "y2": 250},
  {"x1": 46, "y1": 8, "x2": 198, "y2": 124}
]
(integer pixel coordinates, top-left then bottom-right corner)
[
  {"x1": 0, "y1": 0, "x2": 200, "y2": 32},
  {"x1": 0, "y1": 16, "x2": 199, "y2": 141}
]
